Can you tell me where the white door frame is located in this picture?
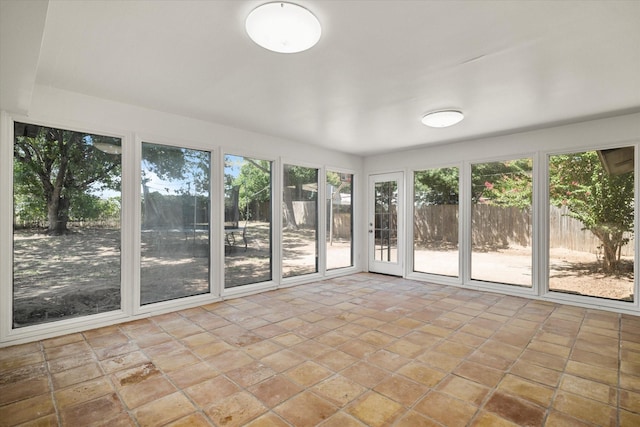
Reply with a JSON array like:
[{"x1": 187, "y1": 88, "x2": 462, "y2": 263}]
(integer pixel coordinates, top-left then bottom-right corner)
[{"x1": 368, "y1": 172, "x2": 404, "y2": 276}]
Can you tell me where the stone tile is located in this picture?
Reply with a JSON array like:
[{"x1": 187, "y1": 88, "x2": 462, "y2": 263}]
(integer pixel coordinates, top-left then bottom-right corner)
[
  {"x1": 248, "y1": 374, "x2": 302, "y2": 407},
  {"x1": 509, "y1": 359, "x2": 562, "y2": 387},
  {"x1": 620, "y1": 409, "x2": 640, "y2": 427},
  {"x1": 565, "y1": 360, "x2": 618, "y2": 385},
  {"x1": 112, "y1": 362, "x2": 160, "y2": 388},
  {"x1": 51, "y1": 362, "x2": 103, "y2": 389},
  {"x1": 286, "y1": 361, "x2": 332, "y2": 387},
  {"x1": 416, "y1": 350, "x2": 463, "y2": 371},
  {"x1": 545, "y1": 411, "x2": 593, "y2": 426},
  {"x1": 385, "y1": 338, "x2": 424, "y2": 358},
  {"x1": 54, "y1": 377, "x2": 114, "y2": 408},
  {"x1": 100, "y1": 350, "x2": 150, "y2": 374},
  {"x1": 274, "y1": 391, "x2": 338, "y2": 426},
  {"x1": 398, "y1": 362, "x2": 447, "y2": 387},
  {"x1": 164, "y1": 412, "x2": 213, "y2": 427},
  {"x1": 346, "y1": 391, "x2": 404, "y2": 427},
  {"x1": 470, "y1": 411, "x2": 521, "y2": 427},
  {"x1": 483, "y1": 391, "x2": 545, "y2": 426},
  {"x1": 552, "y1": 390, "x2": 617, "y2": 426},
  {"x1": 394, "y1": 410, "x2": 442, "y2": 427},
  {"x1": 559, "y1": 374, "x2": 616, "y2": 404},
  {"x1": 118, "y1": 375, "x2": 176, "y2": 409},
  {"x1": 226, "y1": 361, "x2": 276, "y2": 388},
  {"x1": 261, "y1": 349, "x2": 306, "y2": 372},
  {"x1": 318, "y1": 412, "x2": 368, "y2": 427},
  {"x1": 520, "y1": 349, "x2": 567, "y2": 371},
  {"x1": 185, "y1": 375, "x2": 240, "y2": 408},
  {"x1": 341, "y1": 361, "x2": 389, "y2": 388},
  {"x1": 368, "y1": 349, "x2": 411, "y2": 371},
  {"x1": 0, "y1": 393, "x2": 55, "y2": 426},
  {"x1": 314, "y1": 349, "x2": 359, "y2": 371},
  {"x1": 453, "y1": 362, "x2": 504, "y2": 387},
  {"x1": 338, "y1": 339, "x2": 378, "y2": 358},
  {"x1": 244, "y1": 412, "x2": 292, "y2": 427},
  {"x1": 205, "y1": 391, "x2": 267, "y2": 427},
  {"x1": 133, "y1": 391, "x2": 195, "y2": 426},
  {"x1": 206, "y1": 349, "x2": 254, "y2": 372},
  {"x1": 313, "y1": 374, "x2": 367, "y2": 407},
  {"x1": 191, "y1": 340, "x2": 234, "y2": 359},
  {"x1": 497, "y1": 374, "x2": 555, "y2": 407},
  {"x1": 243, "y1": 339, "x2": 282, "y2": 359},
  {"x1": 166, "y1": 361, "x2": 218, "y2": 389},
  {"x1": 414, "y1": 391, "x2": 477, "y2": 427},
  {"x1": 60, "y1": 393, "x2": 128, "y2": 426},
  {"x1": 437, "y1": 374, "x2": 490, "y2": 406},
  {"x1": 374, "y1": 374, "x2": 428, "y2": 406},
  {"x1": 0, "y1": 376, "x2": 49, "y2": 406}
]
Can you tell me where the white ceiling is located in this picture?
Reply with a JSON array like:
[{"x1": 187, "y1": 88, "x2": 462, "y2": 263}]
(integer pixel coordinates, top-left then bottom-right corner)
[{"x1": 2, "y1": 0, "x2": 640, "y2": 156}]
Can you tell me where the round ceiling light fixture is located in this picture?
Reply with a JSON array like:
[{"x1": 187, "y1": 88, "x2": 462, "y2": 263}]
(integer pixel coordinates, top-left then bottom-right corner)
[
  {"x1": 421, "y1": 110, "x2": 465, "y2": 128},
  {"x1": 246, "y1": 2, "x2": 322, "y2": 53}
]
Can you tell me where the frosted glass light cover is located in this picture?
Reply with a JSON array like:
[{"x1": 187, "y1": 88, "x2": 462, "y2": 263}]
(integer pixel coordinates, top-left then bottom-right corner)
[
  {"x1": 246, "y1": 2, "x2": 321, "y2": 53},
  {"x1": 422, "y1": 110, "x2": 465, "y2": 128}
]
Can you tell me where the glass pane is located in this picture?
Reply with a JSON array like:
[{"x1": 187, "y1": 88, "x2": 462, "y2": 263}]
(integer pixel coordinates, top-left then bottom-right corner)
[
  {"x1": 549, "y1": 148, "x2": 634, "y2": 301},
  {"x1": 141, "y1": 142, "x2": 210, "y2": 305},
  {"x1": 414, "y1": 167, "x2": 459, "y2": 276},
  {"x1": 327, "y1": 171, "x2": 353, "y2": 270},
  {"x1": 283, "y1": 165, "x2": 318, "y2": 278},
  {"x1": 374, "y1": 180, "x2": 398, "y2": 262},
  {"x1": 13, "y1": 122, "x2": 121, "y2": 327},
  {"x1": 471, "y1": 158, "x2": 533, "y2": 287},
  {"x1": 224, "y1": 155, "x2": 272, "y2": 287}
]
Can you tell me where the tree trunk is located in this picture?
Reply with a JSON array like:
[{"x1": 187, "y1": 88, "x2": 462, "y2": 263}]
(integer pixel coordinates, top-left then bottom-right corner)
[
  {"x1": 282, "y1": 188, "x2": 298, "y2": 230},
  {"x1": 47, "y1": 196, "x2": 70, "y2": 235}
]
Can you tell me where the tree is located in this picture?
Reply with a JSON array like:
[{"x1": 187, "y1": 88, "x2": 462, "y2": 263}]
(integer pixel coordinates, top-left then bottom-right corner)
[
  {"x1": 14, "y1": 124, "x2": 121, "y2": 235},
  {"x1": 550, "y1": 151, "x2": 634, "y2": 274}
]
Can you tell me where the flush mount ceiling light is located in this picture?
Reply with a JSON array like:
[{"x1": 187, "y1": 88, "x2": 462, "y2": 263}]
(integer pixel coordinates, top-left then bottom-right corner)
[
  {"x1": 246, "y1": 2, "x2": 321, "y2": 53},
  {"x1": 421, "y1": 110, "x2": 465, "y2": 128}
]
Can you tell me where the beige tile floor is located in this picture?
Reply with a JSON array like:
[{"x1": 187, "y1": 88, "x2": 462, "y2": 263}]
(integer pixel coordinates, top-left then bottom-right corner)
[{"x1": 2, "y1": 273, "x2": 640, "y2": 426}]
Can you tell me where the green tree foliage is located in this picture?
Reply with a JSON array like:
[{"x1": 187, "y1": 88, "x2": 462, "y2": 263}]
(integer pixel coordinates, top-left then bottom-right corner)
[
  {"x1": 472, "y1": 159, "x2": 533, "y2": 209},
  {"x1": 415, "y1": 167, "x2": 459, "y2": 205},
  {"x1": 13, "y1": 124, "x2": 121, "y2": 234},
  {"x1": 550, "y1": 151, "x2": 634, "y2": 273}
]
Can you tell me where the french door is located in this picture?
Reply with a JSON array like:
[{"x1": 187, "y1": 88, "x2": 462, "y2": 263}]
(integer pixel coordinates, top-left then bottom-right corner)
[{"x1": 368, "y1": 172, "x2": 404, "y2": 276}]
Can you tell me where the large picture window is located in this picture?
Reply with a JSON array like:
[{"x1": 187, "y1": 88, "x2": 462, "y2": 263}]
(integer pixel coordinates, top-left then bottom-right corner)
[
  {"x1": 414, "y1": 167, "x2": 459, "y2": 277},
  {"x1": 283, "y1": 164, "x2": 318, "y2": 278},
  {"x1": 140, "y1": 142, "x2": 210, "y2": 305},
  {"x1": 326, "y1": 171, "x2": 353, "y2": 270},
  {"x1": 224, "y1": 154, "x2": 272, "y2": 287},
  {"x1": 471, "y1": 158, "x2": 533, "y2": 287},
  {"x1": 13, "y1": 123, "x2": 122, "y2": 327},
  {"x1": 548, "y1": 148, "x2": 635, "y2": 302}
]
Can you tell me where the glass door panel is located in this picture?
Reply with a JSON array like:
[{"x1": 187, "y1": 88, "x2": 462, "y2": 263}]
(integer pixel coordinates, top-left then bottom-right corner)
[
  {"x1": 414, "y1": 167, "x2": 459, "y2": 277},
  {"x1": 13, "y1": 122, "x2": 122, "y2": 327},
  {"x1": 140, "y1": 142, "x2": 210, "y2": 305},
  {"x1": 224, "y1": 154, "x2": 272, "y2": 287},
  {"x1": 326, "y1": 171, "x2": 353, "y2": 270},
  {"x1": 282, "y1": 164, "x2": 319, "y2": 278},
  {"x1": 548, "y1": 148, "x2": 634, "y2": 301},
  {"x1": 471, "y1": 158, "x2": 533, "y2": 287},
  {"x1": 369, "y1": 172, "x2": 403, "y2": 276}
]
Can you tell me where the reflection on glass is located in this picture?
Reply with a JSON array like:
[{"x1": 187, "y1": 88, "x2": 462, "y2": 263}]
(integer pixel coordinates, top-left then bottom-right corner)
[
  {"x1": 283, "y1": 164, "x2": 318, "y2": 277},
  {"x1": 549, "y1": 148, "x2": 634, "y2": 301},
  {"x1": 471, "y1": 158, "x2": 533, "y2": 287},
  {"x1": 224, "y1": 155, "x2": 272, "y2": 287},
  {"x1": 13, "y1": 122, "x2": 121, "y2": 327},
  {"x1": 374, "y1": 181, "x2": 398, "y2": 262},
  {"x1": 140, "y1": 142, "x2": 210, "y2": 305},
  {"x1": 327, "y1": 171, "x2": 353, "y2": 270},
  {"x1": 414, "y1": 168, "x2": 459, "y2": 276}
]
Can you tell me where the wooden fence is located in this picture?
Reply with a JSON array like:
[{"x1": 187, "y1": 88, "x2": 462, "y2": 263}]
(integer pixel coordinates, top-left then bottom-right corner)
[{"x1": 414, "y1": 204, "x2": 634, "y2": 255}]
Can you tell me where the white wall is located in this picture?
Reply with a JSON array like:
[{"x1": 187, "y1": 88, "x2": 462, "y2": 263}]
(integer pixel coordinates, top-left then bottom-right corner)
[{"x1": 365, "y1": 113, "x2": 640, "y2": 172}]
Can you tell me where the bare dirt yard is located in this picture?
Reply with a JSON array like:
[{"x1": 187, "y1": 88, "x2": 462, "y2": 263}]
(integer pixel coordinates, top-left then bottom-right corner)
[{"x1": 12, "y1": 227, "x2": 633, "y2": 328}]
